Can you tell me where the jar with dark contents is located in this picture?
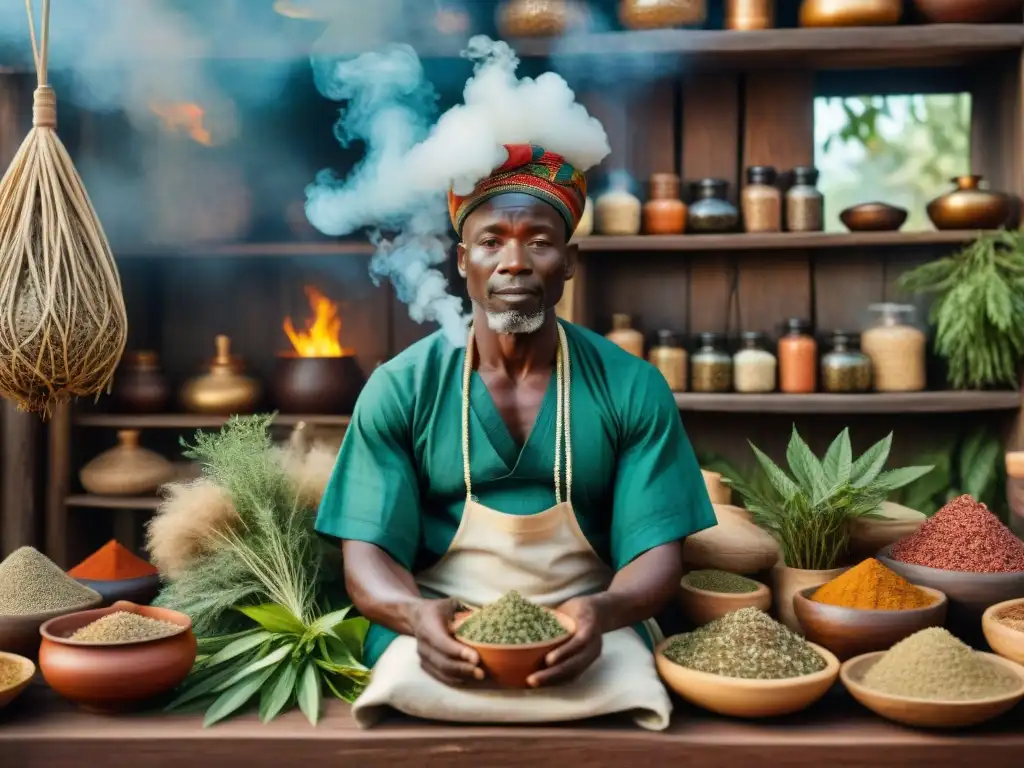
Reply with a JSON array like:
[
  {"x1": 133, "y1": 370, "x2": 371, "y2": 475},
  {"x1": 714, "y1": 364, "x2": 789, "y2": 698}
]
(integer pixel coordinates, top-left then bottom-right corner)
[
  {"x1": 497, "y1": 0, "x2": 570, "y2": 37},
  {"x1": 619, "y1": 0, "x2": 706, "y2": 29},
  {"x1": 821, "y1": 332, "x2": 871, "y2": 393},
  {"x1": 688, "y1": 179, "x2": 740, "y2": 234},
  {"x1": 691, "y1": 332, "x2": 733, "y2": 393},
  {"x1": 786, "y1": 166, "x2": 824, "y2": 232},
  {"x1": 742, "y1": 166, "x2": 782, "y2": 233}
]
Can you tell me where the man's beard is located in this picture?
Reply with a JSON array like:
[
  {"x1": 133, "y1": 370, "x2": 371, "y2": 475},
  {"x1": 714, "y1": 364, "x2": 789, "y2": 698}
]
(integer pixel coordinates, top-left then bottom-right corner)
[{"x1": 485, "y1": 309, "x2": 546, "y2": 335}]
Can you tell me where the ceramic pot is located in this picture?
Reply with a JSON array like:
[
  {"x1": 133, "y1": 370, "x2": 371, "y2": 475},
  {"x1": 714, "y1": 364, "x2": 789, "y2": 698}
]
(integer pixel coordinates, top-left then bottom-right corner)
[
  {"x1": 914, "y1": 0, "x2": 1023, "y2": 23},
  {"x1": 272, "y1": 355, "x2": 366, "y2": 414},
  {"x1": 772, "y1": 564, "x2": 850, "y2": 632},
  {"x1": 982, "y1": 598, "x2": 1024, "y2": 666},
  {"x1": 683, "y1": 505, "x2": 781, "y2": 575},
  {"x1": 927, "y1": 175, "x2": 1010, "y2": 230},
  {"x1": 497, "y1": 0, "x2": 572, "y2": 37},
  {"x1": 678, "y1": 575, "x2": 772, "y2": 626},
  {"x1": 0, "y1": 593, "x2": 103, "y2": 658},
  {"x1": 79, "y1": 430, "x2": 175, "y2": 497},
  {"x1": 38, "y1": 601, "x2": 196, "y2": 713},
  {"x1": 848, "y1": 501, "x2": 926, "y2": 559},
  {"x1": 799, "y1": 0, "x2": 902, "y2": 26},
  {"x1": 620, "y1": 0, "x2": 707, "y2": 30},
  {"x1": 839, "y1": 202, "x2": 907, "y2": 231},
  {"x1": 112, "y1": 351, "x2": 170, "y2": 413},
  {"x1": 700, "y1": 470, "x2": 731, "y2": 505},
  {"x1": 74, "y1": 575, "x2": 162, "y2": 607},
  {"x1": 180, "y1": 335, "x2": 262, "y2": 415}
]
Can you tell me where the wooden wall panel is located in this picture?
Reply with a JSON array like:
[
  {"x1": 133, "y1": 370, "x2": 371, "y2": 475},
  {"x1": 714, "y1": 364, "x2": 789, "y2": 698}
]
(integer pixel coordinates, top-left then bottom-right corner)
[
  {"x1": 586, "y1": 255, "x2": 690, "y2": 341},
  {"x1": 813, "y1": 251, "x2": 886, "y2": 333},
  {"x1": 971, "y1": 55, "x2": 1023, "y2": 223}
]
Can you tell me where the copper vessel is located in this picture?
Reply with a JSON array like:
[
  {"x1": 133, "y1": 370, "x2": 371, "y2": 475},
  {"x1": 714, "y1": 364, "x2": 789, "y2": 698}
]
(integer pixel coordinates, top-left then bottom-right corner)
[
  {"x1": 839, "y1": 202, "x2": 908, "y2": 231},
  {"x1": 180, "y1": 335, "x2": 261, "y2": 415},
  {"x1": 799, "y1": 0, "x2": 901, "y2": 26},
  {"x1": 112, "y1": 350, "x2": 170, "y2": 413},
  {"x1": 913, "y1": 0, "x2": 1023, "y2": 23},
  {"x1": 927, "y1": 175, "x2": 1010, "y2": 230},
  {"x1": 726, "y1": 0, "x2": 774, "y2": 29}
]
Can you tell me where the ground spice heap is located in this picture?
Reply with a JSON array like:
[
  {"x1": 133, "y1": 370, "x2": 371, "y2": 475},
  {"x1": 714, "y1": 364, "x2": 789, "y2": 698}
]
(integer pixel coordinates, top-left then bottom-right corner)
[
  {"x1": 685, "y1": 569, "x2": 760, "y2": 594},
  {"x1": 996, "y1": 604, "x2": 1024, "y2": 633},
  {"x1": 890, "y1": 494, "x2": 1024, "y2": 572},
  {"x1": 812, "y1": 558, "x2": 933, "y2": 610},
  {"x1": 863, "y1": 627, "x2": 1020, "y2": 700},
  {"x1": 0, "y1": 546, "x2": 100, "y2": 615},
  {"x1": 0, "y1": 657, "x2": 27, "y2": 689},
  {"x1": 663, "y1": 607, "x2": 826, "y2": 679},
  {"x1": 67, "y1": 539, "x2": 158, "y2": 581},
  {"x1": 70, "y1": 611, "x2": 181, "y2": 643},
  {"x1": 455, "y1": 591, "x2": 567, "y2": 645}
]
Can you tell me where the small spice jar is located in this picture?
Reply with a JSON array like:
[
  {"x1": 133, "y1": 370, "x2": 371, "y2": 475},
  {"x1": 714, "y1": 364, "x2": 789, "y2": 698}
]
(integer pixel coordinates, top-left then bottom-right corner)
[
  {"x1": 778, "y1": 318, "x2": 817, "y2": 394},
  {"x1": 691, "y1": 332, "x2": 733, "y2": 393},
  {"x1": 742, "y1": 166, "x2": 782, "y2": 233},
  {"x1": 726, "y1": 0, "x2": 774, "y2": 29},
  {"x1": 643, "y1": 173, "x2": 687, "y2": 235},
  {"x1": 733, "y1": 331, "x2": 776, "y2": 393},
  {"x1": 821, "y1": 331, "x2": 872, "y2": 393},
  {"x1": 688, "y1": 179, "x2": 740, "y2": 234},
  {"x1": 785, "y1": 166, "x2": 824, "y2": 232},
  {"x1": 496, "y1": 0, "x2": 570, "y2": 37},
  {"x1": 573, "y1": 196, "x2": 594, "y2": 238},
  {"x1": 595, "y1": 185, "x2": 642, "y2": 236},
  {"x1": 1007, "y1": 452, "x2": 1024, "y2": 538},
  {"x1": 649, "y1": 330, "x2": 688, "y2": 392},
  {"x1": 606, "y1": 313, "x2": 644, "y2": 357},
  {"x1": 860, "y1": 303, "x2": 926, "y2": 392},
  {"x1": 619, "y1": 0, "x2": 706, "y2": 29}
]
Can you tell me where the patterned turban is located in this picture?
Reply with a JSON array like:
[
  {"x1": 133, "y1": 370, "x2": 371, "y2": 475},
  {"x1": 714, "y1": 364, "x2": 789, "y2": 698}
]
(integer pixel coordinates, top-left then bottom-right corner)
[{"x1": 448, "y1": 144, "x2": 587, "y2": 238}]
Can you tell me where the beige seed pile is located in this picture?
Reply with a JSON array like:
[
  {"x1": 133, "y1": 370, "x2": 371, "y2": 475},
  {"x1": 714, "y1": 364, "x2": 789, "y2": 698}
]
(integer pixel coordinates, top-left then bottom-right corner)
[
  {"x1": 0, "y1": 546, "x2": 100, "y2": 615},
  {"x1": 71, "y1": 611, "x2": 181, "y2": 643},
  {"x1": 0, "y1": 658, "x2": 27, "y2": 689}
]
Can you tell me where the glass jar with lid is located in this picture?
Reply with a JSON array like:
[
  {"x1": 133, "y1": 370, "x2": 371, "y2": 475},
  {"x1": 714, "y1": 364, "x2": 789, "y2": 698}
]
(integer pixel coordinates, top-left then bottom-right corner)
[
  {"x1": 619, "y1": 0, "x2": 707, "y2": 30},
  {"x1": 778, "y1": 318, "x2": 817, "y2": 393},
  {"x1": 821, "y1": 332, "x2": 872, "y2": 393},
  {"x1": 691, "y1": 332, "x2": 732, "y2": 393},
  {"x1": 733, "y1": 332, "x2": 776, "y2": 393},
  {"x1": 860, "y1": 303, "x2": 926, "y2": 392},
  {"x1": 595, "y1": 174, "x2": 643, "y2": 236},
  {"x1": 649, "y1": 330, "x2": 688, "y2": 392},
  {"x1": 688, "y1": 179, "x2": 740, "y2": 234},
  {"x1": 643, "y1": 173, "x2": 687, "y2": 235},
  {"x1": 741, "y1": 166, "x2": 782, "y2": 233},
  {"x1": 786, "y1": 166, "x2": 824, "y2": 232},
  {"x1": 605, "y1": 313, "x2": 645, "y2": 358},
  {"x1": 496, "y1": 0, "x2": 571, "y2": 37}
]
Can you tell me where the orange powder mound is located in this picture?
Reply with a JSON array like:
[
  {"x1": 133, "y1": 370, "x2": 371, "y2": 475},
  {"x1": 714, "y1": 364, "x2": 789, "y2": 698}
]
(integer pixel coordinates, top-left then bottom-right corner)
[
  {"x1": 67, "y1": 539, "x2": 159, "y2": 580},
  {"x1": 811, "y1": 557, "x2": 933, "y2": 610}
]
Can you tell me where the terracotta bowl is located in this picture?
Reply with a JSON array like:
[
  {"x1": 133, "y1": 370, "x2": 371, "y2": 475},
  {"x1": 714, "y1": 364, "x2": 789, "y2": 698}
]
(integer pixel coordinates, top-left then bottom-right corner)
[
  {"x1": 841, "y1": 650, "x2": 1024, "y2": 728},
  {"x1": 793, "y1": 585, "x2": 948, "y2": 661},
  {"x1": 839, "y1": 203, "x2": 908, "y2": 231},
  {"x1": 678, "y1": 575, "x2": 772, "y2": 626},
  {"x1": 0, "y1": 651, "x2": 36, "y2": 709},
  {"x1": 75, "y1": 574, "x2": 162, "y2": 607},
  {"x1": 982, "y1": 598, "x2": 1024, "y2": 665},
  {"x1": 38, "y1": 600, "x2": 197, "y2": 713},
  {"x1": 655, "y1": 638, "x2": 840, "y2": 718},
  {"x1": 451, "y1": 609, "x2": 574, "y2": 688},
  {"x1": 0, "y1": 593, "x2": 103, "y2": 658}
]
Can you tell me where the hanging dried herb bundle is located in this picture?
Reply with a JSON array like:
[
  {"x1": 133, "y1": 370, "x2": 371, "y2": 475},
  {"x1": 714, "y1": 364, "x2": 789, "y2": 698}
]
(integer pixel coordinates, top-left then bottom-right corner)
[{"x1": 0, "y1": 0, "x2": 127, "y2": 415}]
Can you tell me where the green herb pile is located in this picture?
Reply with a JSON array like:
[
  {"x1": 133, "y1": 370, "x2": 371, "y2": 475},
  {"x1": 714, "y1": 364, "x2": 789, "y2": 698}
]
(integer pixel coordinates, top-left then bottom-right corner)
[
  {"x1": 455, "y1": 591, "x2": 567, "y2": 645},
  {"x1": 684, "y1": 570, "x2": 759, "y2": 594}
]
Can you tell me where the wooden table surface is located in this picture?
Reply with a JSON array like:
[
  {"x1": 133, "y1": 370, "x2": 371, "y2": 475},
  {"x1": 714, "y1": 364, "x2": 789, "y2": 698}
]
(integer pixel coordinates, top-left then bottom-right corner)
[{"x1": 2, "y1": 683, "x2": 1023, "y2": 768}]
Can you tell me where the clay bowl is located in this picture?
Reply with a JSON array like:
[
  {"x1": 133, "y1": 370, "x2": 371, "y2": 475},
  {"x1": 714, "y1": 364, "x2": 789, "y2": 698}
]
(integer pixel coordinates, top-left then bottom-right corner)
[
  {"x1": 793, "y1": 585, "x2": 948, "y2": 661},
  {"x1": 841, "y1": 650, "x2": 1024, "y2": 728},
  {"x1": 75, "y1": 574, "x2": 162, "y2": 607},
  {"x1": 678, "y1": 575, "x2": 772, "y2": 626},
  {"x1": 451, "y1": 609, "x2": 574, "y2": 688},
  {"x1": 0, "y1": 593, "x2": 103, "y2": 658},
  {"x1": 655, "y1": 638, "x2": 839, "y2": 718},
  {"x1": 982, "y1": 598, "x2": 1024, "y2": 665},
  {"x1": 272, "y1": 354, "x2": 366, "y2": 414},
  {"x1": 0, "y1": 651, "x2": 36, "y2": 709},
  {"x1": 38, "y1": 600, "x2": 197, "y2": 713},
  {"x1": 840, "y1": 203, "x2": 908, "y2": 231},
  {"x1": 913, "y1": 0, "x2": 1023, "y2": 23}
]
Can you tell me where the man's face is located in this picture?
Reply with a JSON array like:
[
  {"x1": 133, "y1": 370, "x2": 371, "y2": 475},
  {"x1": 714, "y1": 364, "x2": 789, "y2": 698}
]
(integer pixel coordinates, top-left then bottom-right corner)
[{"x1": 457, "y1": 193, "x2": 577, "y2": 335}]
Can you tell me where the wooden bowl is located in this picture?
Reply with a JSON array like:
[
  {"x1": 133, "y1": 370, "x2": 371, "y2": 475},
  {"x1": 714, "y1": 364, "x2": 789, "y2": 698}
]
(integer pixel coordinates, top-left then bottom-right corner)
[
  {"x1": 655, "y1": 638, "x2": 840, "y2": 718},
  {"x1": 38, "y1": 600, "x2": 196, "y2": 713},
  {"x1": 679, "y1": 575, "x2": 771, "y2": 626},
  {"x1": 0, "y1": 593, "x2": 103, "y2": 658},
  {"x1": 74, "y1": 574, "x2": 162, "y2": 607},
  {"x1": 839, "y1": 203, "x2": 908, "y2": 231},
  {"x1": 793, "y1": 585, "x2": 948, "y2": 660},
  {"x1": 841, "y1": 650, "x2": 1024, "y2": 728},
  {"x1": 983, "y1": 598, "x2": 1024, "y2": 665},
  {"x1": 0, "y1": 651, "x2": 35, "y2": 709},
  {"x1": 451, "y1": 610, "x2": 574, "y2": 688}
]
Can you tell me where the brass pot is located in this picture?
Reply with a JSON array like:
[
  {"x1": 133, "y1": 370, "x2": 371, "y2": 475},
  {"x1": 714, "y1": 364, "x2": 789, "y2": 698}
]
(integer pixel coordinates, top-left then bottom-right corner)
[
  {"x1": 726, "y1": 0, "x2": 774, "y2": 29},
  {"x1": 180, "y1": 335, "x2": 261, "y2": 415},
  {"x1": 112, "y1": 351, "x2": 170, "y2": 414},
  {"x1": 799, "y1": 0, "x2": 902, "y2": 26},
  {"x1": 927, "y1": 175, "x2": 1010, "y2": 230}
]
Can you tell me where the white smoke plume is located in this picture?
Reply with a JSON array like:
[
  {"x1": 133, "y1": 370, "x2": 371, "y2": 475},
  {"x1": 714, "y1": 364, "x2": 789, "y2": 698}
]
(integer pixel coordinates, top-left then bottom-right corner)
[{"x1": 305, "y1": 35, "x2": 611, "y2": 347}]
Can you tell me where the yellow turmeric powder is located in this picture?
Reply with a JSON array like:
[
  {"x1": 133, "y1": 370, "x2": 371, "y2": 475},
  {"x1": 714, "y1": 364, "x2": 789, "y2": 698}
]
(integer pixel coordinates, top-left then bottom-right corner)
[{"x1": 811, "y1": 558, "x2": 933, "y2": 610}]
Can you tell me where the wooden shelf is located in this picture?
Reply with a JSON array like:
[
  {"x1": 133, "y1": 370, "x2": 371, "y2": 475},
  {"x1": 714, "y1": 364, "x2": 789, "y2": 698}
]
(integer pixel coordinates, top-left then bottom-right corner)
[
  {"x1": 574, "y1": 230, "x2": 995, "y2": 252},
  {"x1": 74, "y1": 413, "x2": 352, "y2": 428},
  {"x1": 674, "y1": 391, "x2": 1021, "y2": 414},
  {"x1": 65, "y1": 495, "x2": 162, "y2": 510},
  {"x1": 112, "y1": 241, "x2": 375, "y2": 259}
]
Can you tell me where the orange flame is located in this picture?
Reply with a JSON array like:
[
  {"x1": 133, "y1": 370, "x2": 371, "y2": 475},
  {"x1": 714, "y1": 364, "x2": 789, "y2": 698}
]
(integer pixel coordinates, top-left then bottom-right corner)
[
  {"x1": 283, "y1": 286, "x2": 353, "y2": 358},
  {"x1": 149, "y1": 102, "x2": 214, "y2": 146}
]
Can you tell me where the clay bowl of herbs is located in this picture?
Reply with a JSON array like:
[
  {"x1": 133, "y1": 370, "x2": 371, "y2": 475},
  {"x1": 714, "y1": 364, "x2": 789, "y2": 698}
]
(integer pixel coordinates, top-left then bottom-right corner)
[
  {"x1": 38, "y1": 600, "x2": 196, "y2": 713},
  {"x1": 679, "y1": 570, "x2": 771, "y2": 626},
  {"x1": 982, "y1": 598, "x2": 1024, "y2": 665},
  {"x1": 451, "y1": 592, "x2": 574, "y2": 688},
  {"x1": 0, "y1": 651, "x2": 35, "y2": 709}
]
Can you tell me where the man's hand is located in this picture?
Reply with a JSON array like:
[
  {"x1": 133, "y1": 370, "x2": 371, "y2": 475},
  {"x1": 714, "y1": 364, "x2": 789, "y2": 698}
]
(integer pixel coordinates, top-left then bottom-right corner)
[
  {"x1": 527, "y1": 595, "x2": 603, "y2": 688},
  {"x1": 410, "y1": 597, "x2": 484, "y2": 686}
]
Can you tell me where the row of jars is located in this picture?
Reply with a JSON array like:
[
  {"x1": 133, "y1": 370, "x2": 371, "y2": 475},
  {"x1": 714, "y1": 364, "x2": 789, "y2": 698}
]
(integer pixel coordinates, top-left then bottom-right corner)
[
  {"x1": 605, "y1": 304, "x2": 927, "y2": 394},
  {"x1": 579, "y1": 167, "x2": 824, "y2": 238}
]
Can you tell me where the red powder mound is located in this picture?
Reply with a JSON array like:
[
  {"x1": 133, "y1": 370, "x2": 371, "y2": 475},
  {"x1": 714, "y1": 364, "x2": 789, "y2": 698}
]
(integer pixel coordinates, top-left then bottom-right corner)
[
  {"x1": 67, "y1": 539, "x2": 159, "y2": 580},
  {"x1": 890, "y1": 494, "x2": 1024, "y2": 573}
]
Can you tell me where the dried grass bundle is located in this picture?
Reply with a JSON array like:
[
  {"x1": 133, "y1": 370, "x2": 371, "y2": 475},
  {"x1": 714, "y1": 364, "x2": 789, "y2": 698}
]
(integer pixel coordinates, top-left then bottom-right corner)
[
  {"x1": 0, "y1": 0, "x2": 127, "y2": 415},
  {"x1": 146, "y1": 478, "x2": 239, "y2": 580}
]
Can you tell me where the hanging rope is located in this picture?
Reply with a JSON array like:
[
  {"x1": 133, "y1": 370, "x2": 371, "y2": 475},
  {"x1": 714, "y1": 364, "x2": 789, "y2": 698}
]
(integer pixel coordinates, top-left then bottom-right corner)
[{"x1": 0, "y1": 0, "x2": 128, "y2": 416}]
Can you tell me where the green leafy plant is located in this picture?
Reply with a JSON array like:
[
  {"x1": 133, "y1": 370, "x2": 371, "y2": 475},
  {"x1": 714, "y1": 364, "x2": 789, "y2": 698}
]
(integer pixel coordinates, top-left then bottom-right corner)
[
  {"x1": 723, "y1": 428, "x2": 933, "y2": 570},
  {"x1": 898, "y1": 230, "x2": 1024, "y2": 390}
]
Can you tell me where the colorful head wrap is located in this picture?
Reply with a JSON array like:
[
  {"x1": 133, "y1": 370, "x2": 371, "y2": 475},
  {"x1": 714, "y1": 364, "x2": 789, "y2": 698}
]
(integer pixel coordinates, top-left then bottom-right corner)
[{"x1": 448, "y1": 144, "x2": 587, "y2": 238}]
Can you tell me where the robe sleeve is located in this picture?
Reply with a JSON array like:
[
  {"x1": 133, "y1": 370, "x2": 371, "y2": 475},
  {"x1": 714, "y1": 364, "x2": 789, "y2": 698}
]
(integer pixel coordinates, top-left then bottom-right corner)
[
  {"x1": 609, "y1": 365, "x2": 716, "y2": 570},
  {"x1": 315, "y1": 365, "x2": 421, "y2": 570}
]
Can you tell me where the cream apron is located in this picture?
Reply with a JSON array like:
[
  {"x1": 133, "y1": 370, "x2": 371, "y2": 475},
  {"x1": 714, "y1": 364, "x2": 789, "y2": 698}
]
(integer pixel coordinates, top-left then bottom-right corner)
[{"x1": 351, "y1": 325, "x2": 673, "y2": 731}]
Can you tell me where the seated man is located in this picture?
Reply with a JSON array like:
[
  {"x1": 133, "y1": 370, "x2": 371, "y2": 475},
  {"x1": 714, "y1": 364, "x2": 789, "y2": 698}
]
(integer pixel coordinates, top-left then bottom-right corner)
[{"x1": 315, "y1": 144, "x2": 715, "y2": 730}]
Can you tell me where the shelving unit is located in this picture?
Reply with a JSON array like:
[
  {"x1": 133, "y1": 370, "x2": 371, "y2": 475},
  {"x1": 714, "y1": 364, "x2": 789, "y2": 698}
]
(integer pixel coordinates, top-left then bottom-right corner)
[
  {"x1": 673, "y1": 391, "x2": 1022, "y2": 414},
  {"x1": 74, "y1": 413, "x2": 352, "y2": 428},
  {"x1": 574, "y1": 230, "x2": 999, "y2": 252}
]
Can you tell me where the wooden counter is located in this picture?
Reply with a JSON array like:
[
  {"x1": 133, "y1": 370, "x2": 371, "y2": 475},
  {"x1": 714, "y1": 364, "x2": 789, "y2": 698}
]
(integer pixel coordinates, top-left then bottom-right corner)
[{"x1": 2, "y1": 683, "x2": 1023, "y2": 768}]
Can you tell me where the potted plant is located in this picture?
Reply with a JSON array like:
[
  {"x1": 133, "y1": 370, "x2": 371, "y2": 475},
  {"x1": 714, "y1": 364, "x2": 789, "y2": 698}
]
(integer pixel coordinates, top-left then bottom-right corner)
[{"x1": 724, "y1": 427, "x2": 932, "y2": 630}]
